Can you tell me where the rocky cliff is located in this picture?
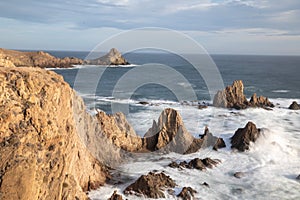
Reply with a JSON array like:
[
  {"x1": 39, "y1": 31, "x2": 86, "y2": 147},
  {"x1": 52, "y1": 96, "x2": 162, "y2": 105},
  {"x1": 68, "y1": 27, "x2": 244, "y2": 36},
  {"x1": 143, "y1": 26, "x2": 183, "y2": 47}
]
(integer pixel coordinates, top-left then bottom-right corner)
[
  {"x1": 0, "y1": 48, "x2": 84, "y2": 68},
  {"x1": 213, "y1": 80, "x2": 274, "y2": 109},
  {"x1": 0, "y1": 67, "x2": 124, "y2": 199}
]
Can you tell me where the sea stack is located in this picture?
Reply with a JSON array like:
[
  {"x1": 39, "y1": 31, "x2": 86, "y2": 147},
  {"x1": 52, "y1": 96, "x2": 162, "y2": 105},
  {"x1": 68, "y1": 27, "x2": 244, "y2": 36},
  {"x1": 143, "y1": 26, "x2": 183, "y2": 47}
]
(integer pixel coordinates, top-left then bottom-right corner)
[
  {"x1": 87, "y1": 48, "x2": 129, "y2": 65},
  {"x1": 213, "y1": 80, "x2": 274, "y2": 109}
]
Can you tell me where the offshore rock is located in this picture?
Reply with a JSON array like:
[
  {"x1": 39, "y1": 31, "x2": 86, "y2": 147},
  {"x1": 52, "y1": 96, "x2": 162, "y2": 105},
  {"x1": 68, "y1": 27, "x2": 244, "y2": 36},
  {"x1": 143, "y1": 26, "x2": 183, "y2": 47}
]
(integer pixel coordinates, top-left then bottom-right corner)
[
  {"x1": 143, "y1": 108, "x2": 225, "y2": 154},
  {"x1": 231, "y1": 122, "x2": 262, "y2": 151},
  {"x1": 0, "y1": 67, "x2": 120, "y2": 200},
  {"x1": 143, "y1": 108, "x2": 194, "y2": 154},
  {"x1": 177, "y1": 187, "x2": 197, "y2": 200},
  {"x1": 124, "y1": 172, "x2": 176, "y2": 198},
  {"x1": 87, "y1": 48, "x2": 129, "y2": 65},
  {"x1": 288, "y1": 101, "x2": 300, "y2": 110},
  {"x1": 0, "y1": 48, "x2": 83, "y2": 68},
  {"x1": 213, "y1": 80, "x2": 274, "y2": 109},
  {"x1": 168, "y1": 157, "x2": 221, "y2": 171}
]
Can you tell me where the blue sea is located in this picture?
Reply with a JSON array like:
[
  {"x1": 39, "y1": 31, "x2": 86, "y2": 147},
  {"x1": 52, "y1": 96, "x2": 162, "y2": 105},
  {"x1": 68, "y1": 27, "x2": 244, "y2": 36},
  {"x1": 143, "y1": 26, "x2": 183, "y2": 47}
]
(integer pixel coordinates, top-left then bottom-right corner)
[{"x1": 49, "y1": 51, "x2": 300, "y2": 200}]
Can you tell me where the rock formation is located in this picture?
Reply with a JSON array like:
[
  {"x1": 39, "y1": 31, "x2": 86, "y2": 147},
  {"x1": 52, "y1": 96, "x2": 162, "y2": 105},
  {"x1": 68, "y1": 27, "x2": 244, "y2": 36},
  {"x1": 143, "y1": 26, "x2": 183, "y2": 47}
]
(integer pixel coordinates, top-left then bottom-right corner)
[
  {"x1": 288, "y1": 101, "x2": 300, "y2": 110},
  {"x1": 87, "y1": 48, "x2": 129, "y2": 65},
  {"x1": 0, "y1": 67, "x2": 125, "y2": 199},
  {"x1": 124, "y1": 172, "x2": 176, "y2": 198},
  {"x1": 177, "y1": 187, "x2": 197, "y2": 200},
  {"x1": 143, "y1": 108, "x2": 225, "y2": 154},
  {"x1": 168, "y1": 157, "x2": 221, "y2": 171},
  {"x1": 231, "y1": 122, "x2": 262, "y2": 151},
  {"x1": 107, "y1": 190, "x2": 123, "y2": 200},
  {"x1": 0, "y1": 48, "x2": 84, "y2": 68},
  {"x1": 95, "y1": 111, "x2": 143, "y2": 152},
  {"x1": 213, "y1": 80, "x2": 274, "y2": 109}
]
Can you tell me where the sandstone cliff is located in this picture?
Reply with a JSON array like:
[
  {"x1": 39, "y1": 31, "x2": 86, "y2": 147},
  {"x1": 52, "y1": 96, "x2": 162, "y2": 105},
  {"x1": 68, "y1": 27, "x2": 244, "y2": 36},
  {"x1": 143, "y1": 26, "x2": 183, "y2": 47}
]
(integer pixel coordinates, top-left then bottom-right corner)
[
  {"x1": 213, "y1": 80, "x2": 274, "y2": 109},
  {"x1": 0, "y1": 67, "x2": 124, "y2": 200},
  {"x1": 0, "y1": 48, "x2": 83, "y2": 68}
]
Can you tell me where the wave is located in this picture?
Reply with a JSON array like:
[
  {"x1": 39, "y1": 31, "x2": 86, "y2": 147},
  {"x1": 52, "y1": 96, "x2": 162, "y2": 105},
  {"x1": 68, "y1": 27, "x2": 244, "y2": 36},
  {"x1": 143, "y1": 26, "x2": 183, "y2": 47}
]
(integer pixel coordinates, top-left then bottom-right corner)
[{"x1": 272, "y1": 90, "x2": 290, "y2": 93}]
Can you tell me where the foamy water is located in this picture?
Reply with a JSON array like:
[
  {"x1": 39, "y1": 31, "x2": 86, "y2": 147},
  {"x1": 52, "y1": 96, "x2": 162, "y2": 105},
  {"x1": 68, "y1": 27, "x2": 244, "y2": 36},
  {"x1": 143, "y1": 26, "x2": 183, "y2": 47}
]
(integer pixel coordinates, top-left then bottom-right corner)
[{"x1": 88, "y1": 98, "x2": 300, "y2": 200}]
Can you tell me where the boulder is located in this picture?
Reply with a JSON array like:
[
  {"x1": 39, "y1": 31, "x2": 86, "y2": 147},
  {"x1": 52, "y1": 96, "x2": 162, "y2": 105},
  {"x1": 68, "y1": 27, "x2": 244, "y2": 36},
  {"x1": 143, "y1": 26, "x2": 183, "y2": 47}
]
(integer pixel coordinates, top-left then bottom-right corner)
[
  {"x1": 231, "y1": 122, "x2": 261, "y2": 151},
  {"x1": 0, "y1": 67, "x2": 122, "y2": 200},
  {"x1": 213, "y1": 80, "x2": 273, "y2": 109},
  {"x1": 289, "y1": 101, "x2": 300, "y2": 110},
  {"x1": 87, "y1": 48, "x2": 129, "y2": 65},
  {"x1": 124, "y1": 172, "x2": 176, "y2": 198},
  {"x1": 168, "y1": 157, "x2": 221, "y2": 171},
  {"x1": 107, "y1": 190, "x2": 123, "y2": 200},
  {"x1": 177, "y1": 187, "x2": 197, "y2": 200},
  {"x1": 233, "y1": 172, "x2": 246, "y2": 179}
]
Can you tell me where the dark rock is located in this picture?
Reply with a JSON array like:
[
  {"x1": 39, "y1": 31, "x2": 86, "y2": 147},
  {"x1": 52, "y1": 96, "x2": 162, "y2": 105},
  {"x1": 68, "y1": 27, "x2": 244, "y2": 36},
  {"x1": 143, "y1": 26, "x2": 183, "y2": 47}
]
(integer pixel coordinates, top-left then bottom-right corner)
[
  {"x1": 201, "y1": 182, "x2": 210, "y2": 188},
  {"x1": 213, "y1": 80, "x2": 273, "y2": 109},
  {"x1": 289, "y1": 101, "x2": 300, "y2": 110},
  {"x1": 139, "y1": 101, "x2": 149, "y2": 105},
  {"x1": 231, "y1": 122, "x2": 261, "y2": 151},
  {"x1": 233, "y1": 172, "x2": 246, "y2": 179},
  {"x1": 296, "y1": 174, "x2": 300, "y2": 180},
  {"x1": 168, "y1": 157, "x2": 220, "y2": 171},
  {"x1": 213, "y1": 138, "x2": 226, "y2": 151},
  {"x1": 108, "y1": 190, "x2": 123, "y2": 200},
  {"x1": 124, "y1": 172, "x2": 176, "y2": 198},
  {"x1": 177, "y1": 187, "x2": 197, "y2": 200},
  {"x1": 198, "y1": 105, "x2": 208, "y2": 109}
]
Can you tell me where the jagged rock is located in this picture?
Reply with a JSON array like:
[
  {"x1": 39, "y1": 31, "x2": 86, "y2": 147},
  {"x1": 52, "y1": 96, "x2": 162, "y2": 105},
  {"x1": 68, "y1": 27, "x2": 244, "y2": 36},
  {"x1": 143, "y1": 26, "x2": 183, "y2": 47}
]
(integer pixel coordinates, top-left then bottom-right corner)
[
  {"x1": 143, "y1": 109, "x2": 226, "y2": 154},
  {"x1": 213, "y1": 138, "x2": 226, "y2": 151},
  {"x1": 289, "y1": 101, "x2": 300, "y2": 110},
  {"x1": 0, "y1": 67, "x2": 122, "y2": 200},
  {"x1": 0, "y1": 48, "x2": 83, "y2": 68},
  {"x1": 198, "y1": 104, "x2": 208, "y2": 109},
  {"x1": 124, "y1": 172, "x2": 176, "y2": 198},
  {"x1": 143, "y1": 108, "x2": 194, "y2": 154},
  {"x1": 168, "y1": 158, "x2": 220, "y2": 171},
  {"x1": 107, "y1": 190, "x2": 123, "y2": 200},
  {"x1": 96, "y1": 111, "x2": 143, "y2": 152},
  {"x1": 177, "y1": 187, "x2": 197, "y2": 200},
  {"x1": 213, "y1": 80, "x2": 273, "y2": 109},
  {"x1": 213, "y1": 80, "x2": 248, "y2": 109},
  {"x1": 231, "y1": 122, "x2": 261, "y2": 151},
  {"x1": 296, "y1": 174, "x2": 300, "y2": 180},
  {"x1": 87, "y1": 48, "x2": 129, "y2": 65},
  {"x1": 249, "y1": 93, "x2": 274, "y2": 108},
  {"x1": 201, "y1": 182, "x2": 210, "y2": 188}
]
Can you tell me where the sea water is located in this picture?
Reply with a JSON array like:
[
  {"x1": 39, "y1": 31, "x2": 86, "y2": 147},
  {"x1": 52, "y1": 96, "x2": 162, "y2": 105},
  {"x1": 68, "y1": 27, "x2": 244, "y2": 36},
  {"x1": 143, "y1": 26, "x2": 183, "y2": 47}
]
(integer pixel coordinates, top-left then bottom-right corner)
[{"x1": 52, "y1": 52, "x2": 300, "y2": 200}]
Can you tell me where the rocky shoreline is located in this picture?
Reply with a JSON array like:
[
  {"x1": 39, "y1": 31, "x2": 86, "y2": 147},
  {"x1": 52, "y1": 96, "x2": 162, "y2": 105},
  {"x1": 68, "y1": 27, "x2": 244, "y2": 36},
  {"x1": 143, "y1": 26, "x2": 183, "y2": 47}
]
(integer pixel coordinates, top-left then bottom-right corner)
[
  {"x1": 0, "y1": 62, "x2": 299, "y2": 199},
  {"x1": 0, "y1": 48, "x2": 129, "y2": 68}
]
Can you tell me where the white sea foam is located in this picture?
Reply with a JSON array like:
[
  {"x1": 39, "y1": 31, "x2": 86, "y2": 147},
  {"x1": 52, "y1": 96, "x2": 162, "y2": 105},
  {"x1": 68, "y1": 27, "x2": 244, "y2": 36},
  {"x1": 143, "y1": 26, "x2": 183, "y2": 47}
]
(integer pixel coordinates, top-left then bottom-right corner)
[{"x1": 87, "y1": 97, "x2": 300, "y2": 200}]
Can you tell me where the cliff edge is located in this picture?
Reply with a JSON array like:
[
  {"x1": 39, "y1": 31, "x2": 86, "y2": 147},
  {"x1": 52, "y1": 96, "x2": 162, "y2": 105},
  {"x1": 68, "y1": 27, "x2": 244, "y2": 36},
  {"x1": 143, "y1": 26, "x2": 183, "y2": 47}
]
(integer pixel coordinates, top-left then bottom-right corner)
[{"x1": 0, "y1": 67, "x2": 118, "y2": 199}]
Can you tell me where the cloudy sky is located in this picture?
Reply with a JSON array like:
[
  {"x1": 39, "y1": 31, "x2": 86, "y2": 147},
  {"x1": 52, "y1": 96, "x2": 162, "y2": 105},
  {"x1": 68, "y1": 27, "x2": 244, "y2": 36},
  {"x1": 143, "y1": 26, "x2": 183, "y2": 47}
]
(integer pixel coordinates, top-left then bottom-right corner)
[{"x1": 0, "y1": 0, "x2": 300, "y2": 55}]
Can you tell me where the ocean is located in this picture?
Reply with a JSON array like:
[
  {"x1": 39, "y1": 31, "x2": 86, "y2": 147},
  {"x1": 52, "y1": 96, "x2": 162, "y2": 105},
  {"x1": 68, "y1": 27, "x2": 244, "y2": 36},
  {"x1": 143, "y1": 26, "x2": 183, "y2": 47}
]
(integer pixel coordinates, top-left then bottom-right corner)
[{"x1": 50, "y1": 51, "x2": 300, "y2": 199}]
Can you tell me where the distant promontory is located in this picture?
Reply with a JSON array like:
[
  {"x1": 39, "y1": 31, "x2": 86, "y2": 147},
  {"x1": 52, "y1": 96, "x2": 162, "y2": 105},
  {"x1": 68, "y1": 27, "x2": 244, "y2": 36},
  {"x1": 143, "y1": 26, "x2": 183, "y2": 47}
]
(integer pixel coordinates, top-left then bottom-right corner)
[{"x1": 0, "y1": 47, "x2": 129, "y2": 68}]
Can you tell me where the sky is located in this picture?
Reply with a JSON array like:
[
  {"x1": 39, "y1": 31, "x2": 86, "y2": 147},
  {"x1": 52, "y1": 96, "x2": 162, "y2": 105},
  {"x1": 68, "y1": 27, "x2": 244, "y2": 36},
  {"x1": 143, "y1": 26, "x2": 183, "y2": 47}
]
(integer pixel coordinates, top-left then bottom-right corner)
[{"x1": 0, "y1": 0, "x2": 300, "y2": 55}]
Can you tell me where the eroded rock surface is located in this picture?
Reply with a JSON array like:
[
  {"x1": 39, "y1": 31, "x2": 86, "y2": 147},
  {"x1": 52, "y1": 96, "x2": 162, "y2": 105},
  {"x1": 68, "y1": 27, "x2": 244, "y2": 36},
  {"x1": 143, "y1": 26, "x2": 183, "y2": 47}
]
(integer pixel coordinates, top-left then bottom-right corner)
[
  {"x1": 289, "y1": 101, "x2": 300, "y2": 110},
  {"x1": 124, "y1": 172, "x2": 176, "y2": 198},
  {"x1": 107, "y1": 190, "x2": 123, "y2": 200},
  {"x1": 0, "y1": 67, "x2": 120, "y2": 200},
  {"x1": 213, "y1": 80, "x2": 274, "y2": 109},
  {"x1": 168, "y1": 157, "x2": 221, "y2": 171},
  {"x1": 231, "y1": 121, "x2": 262, "y2": 151},
  {"x1": 177, "y1": 187, "x2": 197, "y2": 200}
]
